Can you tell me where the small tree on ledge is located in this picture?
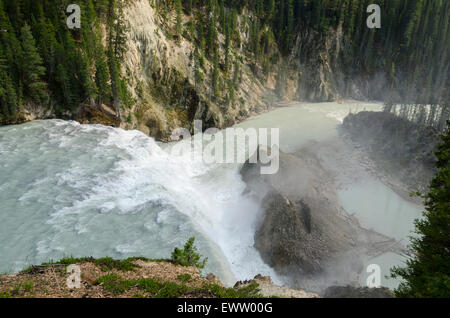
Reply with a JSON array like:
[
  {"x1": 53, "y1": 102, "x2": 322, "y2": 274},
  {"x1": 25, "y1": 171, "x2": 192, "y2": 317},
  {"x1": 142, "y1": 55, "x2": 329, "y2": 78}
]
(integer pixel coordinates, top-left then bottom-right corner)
[{"x1": 171, "y1": 237, "x2": 208, "y2": 269}]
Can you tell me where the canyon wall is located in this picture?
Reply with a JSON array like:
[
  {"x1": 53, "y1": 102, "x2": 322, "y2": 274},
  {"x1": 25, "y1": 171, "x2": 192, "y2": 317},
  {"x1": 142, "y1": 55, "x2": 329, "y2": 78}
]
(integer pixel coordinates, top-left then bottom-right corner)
[
  {"x1": 118, "y1": 0, "x2": 274, "y2": 140},
  {"x1": 104, "y1": 0, "x2": 384, "y2": 139}
]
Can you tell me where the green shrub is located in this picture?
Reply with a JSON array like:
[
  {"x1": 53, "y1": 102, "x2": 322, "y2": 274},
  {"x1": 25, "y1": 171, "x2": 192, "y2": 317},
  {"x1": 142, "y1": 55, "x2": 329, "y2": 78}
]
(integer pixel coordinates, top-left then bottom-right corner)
[{"x1": 171, "y1": 237, "x2": 207, "y2": 269}]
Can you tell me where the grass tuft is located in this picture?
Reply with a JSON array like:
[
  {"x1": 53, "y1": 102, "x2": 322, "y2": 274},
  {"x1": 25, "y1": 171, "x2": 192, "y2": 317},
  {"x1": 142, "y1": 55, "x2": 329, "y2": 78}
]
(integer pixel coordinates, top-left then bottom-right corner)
[
  {"x1": 22, "y1": 280, "x2": 34, "y2": 293},
  {"x1": 93, "y1": 274, "x2": 261, "y2": 298},
  {"x1": 94, "y1": 274, "x2": 135, "y2": 295},
  {"x1": 202, "y1": 282, "x2": 261, "y2": 298},
  {"x1": 177, "y1": 273, "x2": 192, "y2": 283},
  {"x1": 0, "y1": 291, "x2": 11, "y2": 298},
  {"x1": 94, "y1": 274, "x2": 189, "y2": 297}
]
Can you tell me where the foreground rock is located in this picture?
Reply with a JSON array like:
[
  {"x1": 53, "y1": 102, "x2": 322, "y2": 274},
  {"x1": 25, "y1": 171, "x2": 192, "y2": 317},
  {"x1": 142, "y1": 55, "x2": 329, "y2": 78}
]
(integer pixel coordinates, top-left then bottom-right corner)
[
  {"x1": 342, "y1": 111, "x2": 440, "y2": 192},
  {"x1": 323, "y1": 285, "x2": 394, "y2": 298},
  {"x1": 254, "y1": 191, "x2": 340, "y2": 277},
  {"x1": 241, "y1": 149, "x2": 404, "y2": 293},
  {"x1": 235, "y1": 275, "x2": 318, "y2": 298}
]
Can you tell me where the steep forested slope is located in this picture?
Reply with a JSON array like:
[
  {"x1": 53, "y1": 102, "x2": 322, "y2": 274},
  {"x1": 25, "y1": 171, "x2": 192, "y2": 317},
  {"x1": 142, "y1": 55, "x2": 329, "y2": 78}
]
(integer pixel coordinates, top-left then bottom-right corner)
[
  {"x1": 283, "y1": 0, "x2": 449, "y2": 104},
  {"x1": 0, "y1": 0, "x2": 131, "y2": 124},
  {"x1": 0, "y1": 0, "x2": 448, "y2": 138}
]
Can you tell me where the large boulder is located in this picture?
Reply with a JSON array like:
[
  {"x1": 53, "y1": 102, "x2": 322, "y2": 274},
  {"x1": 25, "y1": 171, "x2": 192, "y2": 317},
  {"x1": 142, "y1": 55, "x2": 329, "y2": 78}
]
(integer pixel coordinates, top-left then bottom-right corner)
[{"x1": 255, "y1": 191, "x2": 331, "y2": 276}]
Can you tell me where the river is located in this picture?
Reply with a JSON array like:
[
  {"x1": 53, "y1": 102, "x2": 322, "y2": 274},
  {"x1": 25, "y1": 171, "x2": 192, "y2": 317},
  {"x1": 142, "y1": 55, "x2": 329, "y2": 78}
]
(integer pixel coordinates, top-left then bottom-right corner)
[{"x1": 0, "y1": 102, "x2": 423, "y2": 290}]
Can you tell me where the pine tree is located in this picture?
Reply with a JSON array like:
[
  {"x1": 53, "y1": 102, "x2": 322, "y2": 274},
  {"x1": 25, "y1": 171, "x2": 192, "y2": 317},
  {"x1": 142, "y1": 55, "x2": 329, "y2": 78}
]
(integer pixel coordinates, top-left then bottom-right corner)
[
  {"x1": 183, "y1": 0, "x2": 194, "y2": 15},
  {"x1": 193, "y1": 45, "x2": 202, "y2": 87},
  {"x1": 205, "y1": 1, "x2": 217, "y2": 57},
  {"x1": 233, "y1": 59, "x2": 240, "y2": 88},
  {"x1": 95, "y1": 42, "x2": 110, "y2": 107},
  {"x1": 0, "y1": 52, "x2": 18, "y2": 122},
  {"x1": 224, "y1": 10, "x2": 231, "y2": 70},
  {"x1": 107, "y1": 0, "x2": 129, "y2": 118},
  {"x1": 19, "y1": 22, "x2": 47, "y2": 104},
  {"x1": 55, "y1": 63, "x2": 73, "y2": 109},
  {"x1": 391, "y1": 121, "x2": 450, "y2": 297},
  {"x1": 227, "y1": 78, "x2": 234, "y2": 105},
  {"x1": 0, "y1": 0, "x2": 22, "y2": 89},
  {"x1": 211, "y1": 47, "x2": 219, "y2": 98},
  {"x1": 110, "y1": 1, "x2": 128, "y2": 63},
  {"x1": 285, "y1": 0, "x2": 294, "y2": 49},
  {"x1": 175, "y1": 0, "x2": 183, "y2": 40},
  {"x1": 267, "y1": 0, "x2": 275, "y2": 24},
  {"x1": 197, "y1": 21, "x2": 206, "y2": 52}
]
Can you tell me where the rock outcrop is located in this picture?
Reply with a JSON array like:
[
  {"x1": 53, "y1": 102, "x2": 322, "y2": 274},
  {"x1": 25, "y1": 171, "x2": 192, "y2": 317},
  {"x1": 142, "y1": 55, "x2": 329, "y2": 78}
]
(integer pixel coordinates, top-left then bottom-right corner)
[
  {"x1": 235, "y1": 274, "x2": 318, "y2": 298},
  {"x1": 254, "y1": 191, "x2": 332, "y2": 276}
]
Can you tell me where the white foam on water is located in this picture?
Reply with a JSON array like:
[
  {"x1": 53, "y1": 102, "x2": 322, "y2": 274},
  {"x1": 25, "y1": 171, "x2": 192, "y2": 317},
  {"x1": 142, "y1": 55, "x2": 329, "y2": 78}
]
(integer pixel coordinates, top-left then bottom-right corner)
[{"x1": 0, "y1": 119, "x2": 278, "y2": 285}]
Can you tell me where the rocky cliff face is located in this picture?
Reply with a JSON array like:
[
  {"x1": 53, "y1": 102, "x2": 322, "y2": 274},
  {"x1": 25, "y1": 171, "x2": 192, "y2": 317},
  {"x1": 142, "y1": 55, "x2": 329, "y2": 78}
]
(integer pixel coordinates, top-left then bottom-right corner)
[
  {"x1": 90, "y1": 0, "x2": 386, "y2": 140},
  {"x1": 118, "y1": 0, "x2": 274, "y2": 140}
]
